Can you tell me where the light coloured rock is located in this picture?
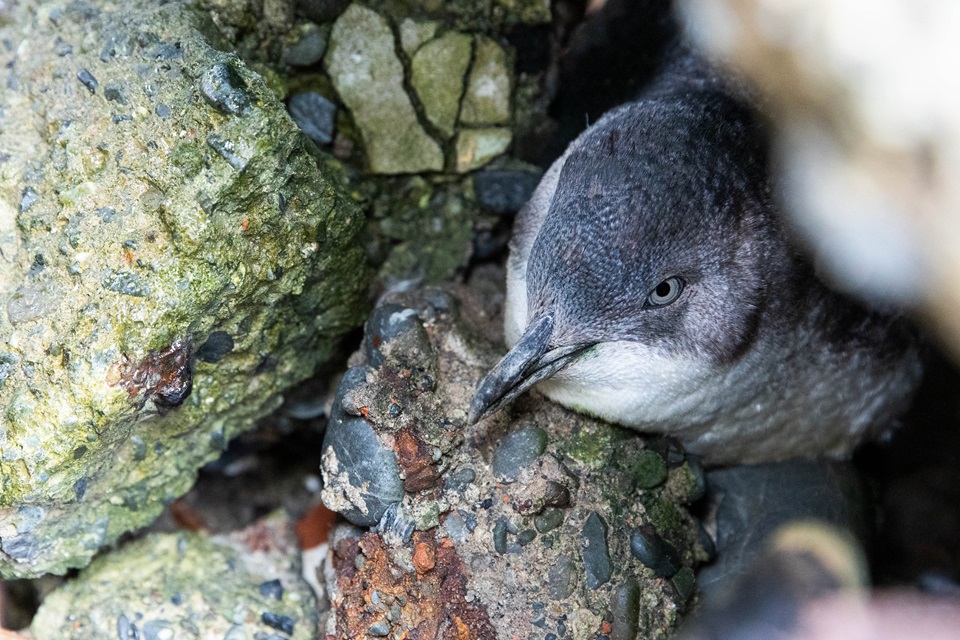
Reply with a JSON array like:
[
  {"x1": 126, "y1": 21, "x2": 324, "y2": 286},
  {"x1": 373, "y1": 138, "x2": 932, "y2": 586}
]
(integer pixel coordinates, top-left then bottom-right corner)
[
  {"x1": 412, "y1": 32, "x2": 474, "y2": 138},
  {"x1": 460, "y1": 37, "x2": 512, "y2": 125},
  {"x1": 399, "y1": 17, "x2": 439, "y2": 55},
  {"x1": 32, "y1": 515, "x2": 317, "y2": 640},
  {"x1": 326, "y1": 4, "x2": 444, "y2": 174},
  {"x1": 456, "y1": 127, "x2": 513, "y2": 172}
]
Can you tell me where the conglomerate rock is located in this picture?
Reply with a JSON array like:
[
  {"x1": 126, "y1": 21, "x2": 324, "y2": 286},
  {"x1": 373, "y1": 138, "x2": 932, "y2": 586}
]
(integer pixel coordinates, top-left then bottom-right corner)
[
  {"x1": 31, "y1": 513, "x2": 318, "y2": 640},
  {"x1": 0, "y1": 0, "x2": 367, "y2": 577},
  {"x1": 319, "y1": 276, "x2": 706, "y2": 639}
]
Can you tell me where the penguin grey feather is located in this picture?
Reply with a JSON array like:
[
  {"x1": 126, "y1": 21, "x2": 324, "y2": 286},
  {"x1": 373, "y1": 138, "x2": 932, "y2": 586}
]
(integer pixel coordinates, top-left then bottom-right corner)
[{"x1": 469, "y1": 48, "x2": 922, "y2": 465}]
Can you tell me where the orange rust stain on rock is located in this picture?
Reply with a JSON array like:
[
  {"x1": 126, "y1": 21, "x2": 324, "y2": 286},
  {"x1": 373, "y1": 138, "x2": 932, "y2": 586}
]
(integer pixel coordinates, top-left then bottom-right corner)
[
  {"x1": 295, "y1": 502, "x2": 337, "y2": 549},
  {"x1": 395, "y1": 427, "x2": 441, "y2": 492},
  {"x1": 413, "y1": 541, "x2": 436, "y2": 574},
  {"x1": 331, "y1": 530, "x2": 495, "y2": 639}
]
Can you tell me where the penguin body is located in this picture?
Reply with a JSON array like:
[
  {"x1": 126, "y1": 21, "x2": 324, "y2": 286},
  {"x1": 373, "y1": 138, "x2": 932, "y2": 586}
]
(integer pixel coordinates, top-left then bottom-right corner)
[{"x1": 470, "y1": 51, "x2": 921, "y2": 464}]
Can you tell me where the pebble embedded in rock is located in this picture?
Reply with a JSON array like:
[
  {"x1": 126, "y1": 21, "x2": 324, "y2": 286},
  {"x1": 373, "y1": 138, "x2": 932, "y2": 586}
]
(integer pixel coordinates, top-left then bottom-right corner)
[
  {"x1": 261, "y1": 611, "x2": 295, "y2": 634},
  {"x1": 141, "y1": 620, "x2": 174, "y2": 640},
  {"x1": 287, "y1": 91, "x2": 337, "y2": 145},
  {"x1": 258, "y1": 579, "x2": 284, "y2": 600},
  {"x1": 455, "y1": 127, "x2": 512, "y2": 172},
  {"x1": 581, "y1": 512, "x2": 613, "y2": 589},
  {"x1": 610, "y1": 579, "x2": 641, "y2": 640},
  {"x1": 473, "y1": 169, "x2": 541, "y2": 215},
  {"x1": 534, "y1": 508, "x2": 564, "y2": 534},
  {"x1": 368, "y1": 620, "x2": 391, "y2": 636},
  {"x1": 196, "y1": 331, "x2": 235, "y2": 363},
  {"x1": 283, "y1": 24, "x2": 326, "y2": 66},
  {"x1": 444, "y1": 467, "x2": 476, "y2": 492},
  {"x1": 77, "y1": 68, "x2": 98, "y2": 93},
  {"x1": 200, "y1": 61, "x2": 250, "y2": 115},
  {"x1": 321, "y1": 368, "x2": 405, "y2": 527},
  {"x1": 492, "y1": 425, "x2": 548, "y2": 482},
  {"x1": 630, "y1": 525, "x2": 681, "y2": 578},
  {"x1": 547, "y1": 554, "x2": 577, "y2": 600},
  {"x1": 671, "y1": 566, "x2": 697, "y2": 604},
  {"x1": 632, "y1": 449, "x2": 668, "y2": 490},
  {"x1": 363, "y1": 303, "x2": 432, "y2": 369}
]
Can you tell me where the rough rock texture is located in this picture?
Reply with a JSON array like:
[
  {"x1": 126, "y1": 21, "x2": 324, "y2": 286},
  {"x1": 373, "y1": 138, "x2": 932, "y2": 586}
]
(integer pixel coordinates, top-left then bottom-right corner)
[
  {"x1": 0, "y1": 0, "x2": 367, "y2": 577},
  {"x1": 319, "y1": 276, "x2": 705, "y2": 639},
  {"x1": 679, "y1": 0, "x2": 960, "y2": 359},
  {"x1": 31, "y1": 514, "x2": 318, "y2": 639}
]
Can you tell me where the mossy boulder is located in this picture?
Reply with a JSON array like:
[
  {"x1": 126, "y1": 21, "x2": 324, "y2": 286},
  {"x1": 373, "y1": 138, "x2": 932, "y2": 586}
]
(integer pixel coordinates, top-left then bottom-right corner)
[{"x1": 0, "y1": 0, "x2": 367, "y2": 577}]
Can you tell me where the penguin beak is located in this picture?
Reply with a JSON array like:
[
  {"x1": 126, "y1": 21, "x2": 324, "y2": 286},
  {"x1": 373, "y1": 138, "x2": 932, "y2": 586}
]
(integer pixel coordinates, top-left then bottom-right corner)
[{"x1": 468, "y1": 314, "x2": 596, "y2": 424}]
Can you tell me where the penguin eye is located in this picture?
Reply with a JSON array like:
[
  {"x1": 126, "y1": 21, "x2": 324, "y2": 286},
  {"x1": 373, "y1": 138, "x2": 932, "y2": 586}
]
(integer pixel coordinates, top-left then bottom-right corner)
[{"x1": 646, "y1": 277, "x2": 684, "y2": 307}]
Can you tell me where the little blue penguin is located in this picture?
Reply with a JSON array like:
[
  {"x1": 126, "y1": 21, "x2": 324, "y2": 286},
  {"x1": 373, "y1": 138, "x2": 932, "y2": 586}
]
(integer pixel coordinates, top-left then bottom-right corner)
[{"x1": 468, "y1": 48, "x2": 922, "y2": 465}]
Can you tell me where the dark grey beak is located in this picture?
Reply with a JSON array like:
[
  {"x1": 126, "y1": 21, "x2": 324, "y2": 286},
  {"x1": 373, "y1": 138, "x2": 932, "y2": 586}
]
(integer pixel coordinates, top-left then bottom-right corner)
[{"x1": 468, "y1": 314, "x2": 596, "y2": 424}]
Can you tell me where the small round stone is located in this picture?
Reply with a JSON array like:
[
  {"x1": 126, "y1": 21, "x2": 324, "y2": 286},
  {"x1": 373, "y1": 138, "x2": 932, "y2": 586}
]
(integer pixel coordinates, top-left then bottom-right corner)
[
  {"x1": 472, "y1": 169, "x2": 541, "y2": 215},
  {"x1": 492, "y1": 426, "x2": 548, "y2": 482},
  {"x1": 629, "y1": 525, "x2": 681, "y2": 578},
  {"x1": 287, "y1": 91, "x2": 337, "y2": 145},
  {"x1": 534, "y1": 508, "x2": 564, "y2": 534},
  {"x1": 368, "y1": 620, "x2": 391, "y2": 636},
  {"x1": 284, "y1": 25, "x2": 327, "y2": 66},
  {"x1": 631, "y1": 449, "x2": 668, "y2": 489}
]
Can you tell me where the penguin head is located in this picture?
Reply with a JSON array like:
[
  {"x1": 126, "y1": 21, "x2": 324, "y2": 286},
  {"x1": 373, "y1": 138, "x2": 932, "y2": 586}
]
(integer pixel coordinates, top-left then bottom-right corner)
[{"x1": 470, "y1": 93, "x2": 787, "y2": 425}]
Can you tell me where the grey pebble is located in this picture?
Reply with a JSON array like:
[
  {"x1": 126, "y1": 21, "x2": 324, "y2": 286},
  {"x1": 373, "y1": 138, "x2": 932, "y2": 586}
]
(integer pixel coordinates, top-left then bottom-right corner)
[
  {"x1": 547, "y1": 554, "x2": 576, "y2": 600},
  {"x1": 683, "y1": 456, "x2": 707, "y2": 503},
  {"x1": 444, "y1": 467, "x2": 476, "y2": 491},
  {"x1": 104, "y1": 83, "x2": 127, "y2": 104},
  {"x1": 77, "y1": 68, "x2": 98, "y2": 93},
  {"x1": 492, "y1": 426, "x2": 548, "y2": 482},
  {"x1": 288, "y1": 91, "x2": 336, "y2": 145},
  {"x1": 261, "y1": 611, "x2": 295, "y2": 634},
  {"x1": 284, "y1": 27, "x2": 327, "y2": 66},
  {"x1": 323, "y1": 367, "x2": 405, "y2": 526},
  {"x1": 155, "y1": 103, "x2": 171, "y2": 119},
  {"x1": 473, "y1": 169, "x2": 542, "y2": 215},
  {"x1": 223, "y1": 626, "x2": 245, "y2": 640},
  {"x1": 200, "y1": 61, "x2": 250, "y2": 115},
  {"x1": 442, "y1": 510, "x2": 470, "y2": 542},
  {"x1": 196, "y1": 331, "x2": 235, "y2": 364},
  {"x1": 609, "y1": 579, "x2": 641, "y2": 640},
  {"x1": 206, "y1": 134, "x2": 247, "y2": 171},
  {"x1": 19, "y1": 186, "x2": 38, "y2": 212},
  {"x1": 258, "y1": 579, "x2": 284, "y2": 601},
  {"x1": 629, "y1": 524, "x2": 681, "y2": 578},
  {"x1": 534, "y1": 508, "x2": 564, "y2": 533},
  {"x1": 671, "y1": 566, "x2": 697, "y2": 603},
  {"x1": 368, "y1": 620, "x2": 391, "y2": 636},
  {"x1": 581, "y1": 512, "x2": 613, "y2": 589},
  {"x1": 364, "y1": 304, "x2": 431, "y2": 368},
  {"x1": 141, "y1": 620, "x2": 173, "y2": 640}
]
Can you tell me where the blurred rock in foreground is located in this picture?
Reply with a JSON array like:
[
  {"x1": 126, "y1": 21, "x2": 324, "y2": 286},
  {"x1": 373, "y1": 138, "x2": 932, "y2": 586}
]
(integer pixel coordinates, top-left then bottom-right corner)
[{"x1": 679, "y1": 0, "x2": 960, "y2": 358}]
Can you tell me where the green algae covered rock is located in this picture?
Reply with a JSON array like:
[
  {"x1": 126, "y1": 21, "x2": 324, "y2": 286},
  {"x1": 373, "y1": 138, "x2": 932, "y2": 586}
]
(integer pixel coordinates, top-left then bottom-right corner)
[
  {"x1": 0, "y1": 0, "x2": 367, "y2": 577},
  {"x1": 32, "y1": 515, "x2": 318, "y2": 639}
]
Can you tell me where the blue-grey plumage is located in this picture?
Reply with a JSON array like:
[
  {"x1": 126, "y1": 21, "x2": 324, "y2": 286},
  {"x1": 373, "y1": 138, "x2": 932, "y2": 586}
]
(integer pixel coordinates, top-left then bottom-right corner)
[{"x1": 469, "y1": 49, "x2": 922, "y2": 465}]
